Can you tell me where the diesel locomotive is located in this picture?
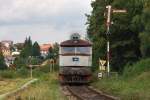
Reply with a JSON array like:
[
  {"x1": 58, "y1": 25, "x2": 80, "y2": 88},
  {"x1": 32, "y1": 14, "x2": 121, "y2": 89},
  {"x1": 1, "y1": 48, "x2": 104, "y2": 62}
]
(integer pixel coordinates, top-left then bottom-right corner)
[{"x1": 59, "y1": 33, "x2": 92, "y2": 84}]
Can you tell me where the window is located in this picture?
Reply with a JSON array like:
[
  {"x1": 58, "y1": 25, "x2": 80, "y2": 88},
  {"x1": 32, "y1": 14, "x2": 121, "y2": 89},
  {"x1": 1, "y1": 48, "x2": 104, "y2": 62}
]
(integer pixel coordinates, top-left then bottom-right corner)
[
  {"x1": 61, "y1": 47, "x2": 91, "y2": 54},
  {"x1": 61, "y1": 47, "x2": 75, "y2": 54},
  {"x1": 76, "y1": 47, "x2": 91, "y2": 54}
]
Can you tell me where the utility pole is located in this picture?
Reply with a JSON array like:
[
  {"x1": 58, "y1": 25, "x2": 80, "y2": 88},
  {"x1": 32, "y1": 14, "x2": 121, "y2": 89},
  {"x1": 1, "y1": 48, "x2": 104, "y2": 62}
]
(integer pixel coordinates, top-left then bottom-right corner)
[
  {"x1": 29, "y1": 56, "x2": 33, "y2": 79},
  {"x1": 105, "y1": 5, "x2": 126, "y2": 76},
  {"x1": 30, "y1": 65, "x2": 33, "y2": 79}
]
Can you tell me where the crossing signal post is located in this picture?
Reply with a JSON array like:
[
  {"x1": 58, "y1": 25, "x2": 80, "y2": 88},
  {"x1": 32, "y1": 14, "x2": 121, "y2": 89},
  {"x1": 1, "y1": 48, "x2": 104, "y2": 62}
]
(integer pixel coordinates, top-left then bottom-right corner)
[
  {"x1": 99, "y1": 58, "x2": 106, "y2": 71},
  {"x1": 105, "y1": 5, "x2": 127, "y2": 76},
  {"x1": 98, "y1": 59, "x2": 106, "y2": 78}
]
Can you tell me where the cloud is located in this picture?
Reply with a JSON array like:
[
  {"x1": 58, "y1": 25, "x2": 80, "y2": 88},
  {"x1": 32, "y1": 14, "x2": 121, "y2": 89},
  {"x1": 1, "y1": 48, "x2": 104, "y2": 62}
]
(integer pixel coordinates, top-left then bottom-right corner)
[{"x1": 0, "y1": 0, "x2": 92, "y2": 43}]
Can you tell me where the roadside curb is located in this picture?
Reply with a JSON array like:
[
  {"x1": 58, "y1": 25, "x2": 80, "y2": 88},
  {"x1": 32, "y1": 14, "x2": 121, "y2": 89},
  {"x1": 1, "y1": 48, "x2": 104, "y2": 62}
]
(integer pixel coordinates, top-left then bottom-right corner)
[
  {"x1": 0, "y1": 78, "x2": 38, "y2": 100},
  {"x1": 88, "y1": 86, "x2": 120, "y2": 100}
]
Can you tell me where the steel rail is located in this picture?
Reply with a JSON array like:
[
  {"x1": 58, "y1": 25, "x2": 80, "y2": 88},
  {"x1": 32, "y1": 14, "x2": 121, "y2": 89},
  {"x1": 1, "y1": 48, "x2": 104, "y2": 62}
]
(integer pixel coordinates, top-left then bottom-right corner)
[{"x1": 66, "y1": 85, "x2": 116, "y2": 100}]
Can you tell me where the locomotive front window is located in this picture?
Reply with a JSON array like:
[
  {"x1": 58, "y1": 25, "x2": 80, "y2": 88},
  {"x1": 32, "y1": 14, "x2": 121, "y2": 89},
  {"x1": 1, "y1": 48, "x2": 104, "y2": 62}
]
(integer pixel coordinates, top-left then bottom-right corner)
[
  {"x1": 61, "y1": 47, "x2": 75, "y2": 54},
  {"x1": 76, "y1": 47, "x2": 91, "y2": 54}
]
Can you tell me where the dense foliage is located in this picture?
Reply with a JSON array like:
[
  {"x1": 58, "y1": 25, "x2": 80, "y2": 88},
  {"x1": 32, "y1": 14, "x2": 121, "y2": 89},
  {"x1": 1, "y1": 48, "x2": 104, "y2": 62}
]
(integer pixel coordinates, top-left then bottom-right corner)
[
  {"x1": 15, "y1": 37, "x2": 42, "y2": 69},
  {"x1": 20, "y1": 37, "x2": 32, "y2": 58},
  {"x1": 14, "y1": 37, "x2": 59, "y2": 69},
  {"x1": 87, "y1": 0, "x2": 150, "y2": 72},
  {"x1": 139, "y1": 1, "x2": 150, "y2": 58},
  {"x1": 32, "y1": 41, "x2": 41, "y2": 57},
  {"x1": 47, "y1": 43, "x2": 59, "y2": 61}
]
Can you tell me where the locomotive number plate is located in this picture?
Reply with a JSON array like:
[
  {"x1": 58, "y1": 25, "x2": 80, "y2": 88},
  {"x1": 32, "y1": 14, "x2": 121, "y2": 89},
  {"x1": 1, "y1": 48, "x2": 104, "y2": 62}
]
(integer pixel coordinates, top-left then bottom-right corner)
[{"x1": 72, "y1": 57, "x2": 79, "y2": 61}]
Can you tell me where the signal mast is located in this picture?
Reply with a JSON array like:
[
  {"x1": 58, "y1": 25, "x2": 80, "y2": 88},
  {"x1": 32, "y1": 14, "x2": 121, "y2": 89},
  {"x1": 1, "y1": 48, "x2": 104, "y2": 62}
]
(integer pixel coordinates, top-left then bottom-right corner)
[{"x1": 105, "y1": 5, "x2": 126, "y2": 75}]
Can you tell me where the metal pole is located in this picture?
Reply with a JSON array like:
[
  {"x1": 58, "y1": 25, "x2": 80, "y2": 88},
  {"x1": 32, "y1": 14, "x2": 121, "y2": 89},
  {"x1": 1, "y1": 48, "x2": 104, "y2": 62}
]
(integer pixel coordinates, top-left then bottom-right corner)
[
  {"x1": 29, "y1": 56, "x2": 33, "y2": 79},
  {"x1": 30, "y1": 66, "x2": 32, "y2": 79},
  {"x1": 52, "y1": 60, "x2": 54, "y2": 72},
  {"x1": 49, "y1": 60, "x2": 51, "y2": 72},
  {"x1": 107, "y1": 39, "x2": 110, "y2": 75},
  {"x1": 106, "y1": 27, "x2": 110, "y2": 76},
  {"x1": 106, "y1": 5, "x2": 111, "y2": 76}
]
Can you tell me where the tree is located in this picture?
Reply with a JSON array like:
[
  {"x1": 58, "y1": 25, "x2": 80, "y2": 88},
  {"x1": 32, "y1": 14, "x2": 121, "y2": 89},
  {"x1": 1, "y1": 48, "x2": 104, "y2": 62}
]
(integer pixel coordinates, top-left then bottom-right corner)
[
  {"x1": 20, "y1": 36, "x2": 33, "y2": 58},
  {"x1": 86, "y1": 0, "x2": 112, "y2": 71},
  {"x1": 47, "y1": 47, "x2": 54, "y2": 59},
  {"x1": 0, "y1": 51, "x2": 7, "y2": 70},
  {"x1": 139, "y1": 1, "x2": 150, "y2": 58},
  {"x1": 32, "y1": 41, "x2": 41, "y2": 57},
  {"x1": 86, "y1": 0, "x2": 143, "y2": 72},
  {"x1": 52, "y1": 43, "x2": 59, "y2": 60},
  {"x1": 46, "y1": 43, "x2": 59, "y2": 61}
]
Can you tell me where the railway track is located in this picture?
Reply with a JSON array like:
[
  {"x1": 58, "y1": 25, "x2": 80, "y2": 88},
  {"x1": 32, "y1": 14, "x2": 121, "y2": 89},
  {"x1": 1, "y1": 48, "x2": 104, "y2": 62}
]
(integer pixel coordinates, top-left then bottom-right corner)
[{"x1": 61, "y1": 85, "x2": 118, "y2": 100}]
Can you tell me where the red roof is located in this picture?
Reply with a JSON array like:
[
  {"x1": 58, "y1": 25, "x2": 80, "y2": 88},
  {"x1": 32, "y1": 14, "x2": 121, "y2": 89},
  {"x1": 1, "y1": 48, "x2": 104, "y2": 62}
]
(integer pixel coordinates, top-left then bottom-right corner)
[
  {"x1": 40, "y1": 44, "x2": 52, "y2": 51},
  {"x1": 60, "y1": 39, "x2": 92, "y2": 47},
  {"x1": 0, "y1": 45, "x2": 10, "y2": 50}
]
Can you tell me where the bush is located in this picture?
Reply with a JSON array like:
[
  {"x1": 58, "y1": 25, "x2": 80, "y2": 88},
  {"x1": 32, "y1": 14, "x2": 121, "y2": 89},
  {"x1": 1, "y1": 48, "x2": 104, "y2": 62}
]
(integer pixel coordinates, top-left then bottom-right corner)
[
  {"x1": 0, "y1": 68, "x2": 30, "y2": 79},
  {"x1": 14, "y1": 57, "x2": 27, "y2": 69},
  {"x1": 123, "y1": 58, "x2": 150, "y2": 78},
  {"x1": 33, "y1": 69, "x2": 45, "y2": 78},
  {"x1": 0, "y1": 63, "x2": 59, "y2": 79},
  {"x1": 16, "y1": 67, "x2": 29, "y2": 78},
  {"x1": 0, "y1": 70, "x2": 17, "y2": 79}
]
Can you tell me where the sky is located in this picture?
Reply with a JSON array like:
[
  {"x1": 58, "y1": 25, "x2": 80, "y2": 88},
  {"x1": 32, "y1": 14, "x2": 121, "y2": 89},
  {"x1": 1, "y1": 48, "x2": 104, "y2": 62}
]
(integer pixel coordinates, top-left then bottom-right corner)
[{"x1": 0, "y1": 0, "x2": 92, "y2": 44}]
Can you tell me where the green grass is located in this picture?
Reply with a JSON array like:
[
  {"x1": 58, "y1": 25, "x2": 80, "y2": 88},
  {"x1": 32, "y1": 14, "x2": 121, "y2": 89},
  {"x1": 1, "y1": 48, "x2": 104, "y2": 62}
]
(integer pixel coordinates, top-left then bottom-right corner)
[
  {"x1": 92, "y1": 58, "x2": 150, "y2": 100},
  {"x1": 0, "y1": 68, "x2": 30, "y2": 79},
  {"x1": 0, "y1": 64, "x2": 66, "y2": 100},
  {"x1": 7, "y1": 72, "x2": 67, "y2": 100},
  {"x1": 0, "y1": 78, "x2": 30, "y2": 95}
]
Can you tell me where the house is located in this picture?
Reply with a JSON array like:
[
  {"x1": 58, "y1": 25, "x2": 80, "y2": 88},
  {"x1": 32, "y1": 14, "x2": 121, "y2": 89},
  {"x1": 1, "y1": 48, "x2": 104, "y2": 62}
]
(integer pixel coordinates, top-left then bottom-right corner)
[
  {"x1": 12, "y1": 48, "x2": 20, "y2": 56},
  {"x1": 0, "y1": 40, "x2": 16, "y2": 67},
  {"x1": 40, "y1": 44, "x2": 52, "y2": 58},
  {"x1": 1, "y1": 40, "x2": 13, "y2": 48},
  {"x1": 0, "y1": 40, "x2": 13, "y2": 57},
  {"x1": 1, "y1": 46, "x2": 11, "y2": 57},
  {"x1": 5, "y1": 56, "x2": 15, "y2": 67}
]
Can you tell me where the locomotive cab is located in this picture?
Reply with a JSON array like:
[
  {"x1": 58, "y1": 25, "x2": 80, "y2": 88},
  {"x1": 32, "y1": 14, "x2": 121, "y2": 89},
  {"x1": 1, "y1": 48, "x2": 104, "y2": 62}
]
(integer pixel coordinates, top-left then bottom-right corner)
[{"x1": 59, "y1": 33, "x2": 92, "y2": 84}]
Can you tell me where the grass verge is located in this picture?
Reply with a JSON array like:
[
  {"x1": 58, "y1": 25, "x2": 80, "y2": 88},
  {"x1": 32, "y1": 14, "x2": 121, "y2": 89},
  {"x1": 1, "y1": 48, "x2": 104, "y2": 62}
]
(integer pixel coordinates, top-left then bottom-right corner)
[
  {"x1": 0, "y1": 78, "x2": 31, "y2": 95},
  {"x1": 7, "y1": 72, "x2": 67, "y2": 100},
  {"x1": 92, "y1": 58, "x2": 150, "y2": 100}
]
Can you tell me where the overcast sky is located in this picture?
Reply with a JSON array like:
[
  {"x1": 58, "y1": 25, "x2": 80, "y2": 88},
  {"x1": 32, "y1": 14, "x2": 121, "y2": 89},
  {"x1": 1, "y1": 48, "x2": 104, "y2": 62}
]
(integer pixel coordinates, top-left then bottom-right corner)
[{"x1": 0, "y1": 0, "x2": 92, "y2": 44}]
